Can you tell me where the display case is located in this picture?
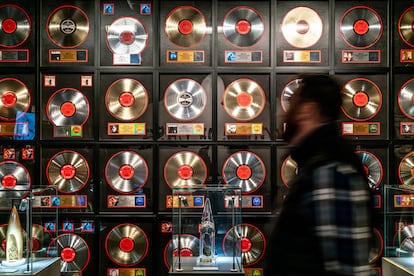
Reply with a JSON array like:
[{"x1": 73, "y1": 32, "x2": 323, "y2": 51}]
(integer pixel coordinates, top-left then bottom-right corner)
[{"x1": 169, "y1": 187, "x2": 244, "y2": 275}]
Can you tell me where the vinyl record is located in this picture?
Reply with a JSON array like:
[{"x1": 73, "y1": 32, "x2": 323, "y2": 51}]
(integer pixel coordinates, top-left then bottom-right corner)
[
  {"x1": 164, "y1": 234, "x2": 199, "y2": 269},
  {"x1": 105, "y1": 151, "x2": 148, "y2": 193},
  {"x1": 222, "y1": 151, "x2": 265, "y2": 193},
  {"x1": 223, "y1": 78, "x2": 266, "y2": 121},
  {"x1": 222, "y1": 223, "x2": 266, "y2": 266},
  {"x1": 0, "y1": 161, "x2": 31, "y2": 198},
  {"x1": 356, "y1": 150, "x2": 383, "y2": 190},
  {"x1": 105, "y1": 78, "x2": 148, "y2": 121},
  {"x1": 281, "y1": 6, "x2": 323, "y2": 48},
  {"x1": 46, "y1": 150, "x2": 90, "y2": 193},
  {"x1": 339, "y1": 6, "x2": 382, "y2": 49},
  {"x1": 164, "y1": 78, "x2": 207, "y2": 121},
  {"x1": 47, "y1": 5, "x2": 89, "y2": 48},
  {"x1": 398, "y1": 151, "x2": 414, "y2": 186},
  {"x1": 47, "y1": 88, "x2": 90, "y2": 126},
  {"x1": 222, "y1": 6, "x2": 264, "y2": 48},
  {"x1": 0, "y1": 4, "x2": 31, "y2": 48},
  {"x1": 398, "y1": 79, "x2": 414, "y2": 120},
  {"x1": 280, "y1": 155, "x2": 297, "y2": 188},
  {"x1": 47, "y1": 233, "x2": 90, "y2": 272},
  {"x1": 165, "y1": 6, "x2": 207, "y2": 48},
  {"x1": 369, "y1": 228, "x2": 383, "y2": 264},
  {"x1": 341, "y1": 78, "x2": 382, "y2": 121},
  {"x1": 106, "y1": 17, "x2": 148, "y2": 54},
  {"x1": 281, "y1": 78, "x2": 301, "y2": 112},
  {"x1": 0, "y1": 224, "x2": 7, "y2": 258},
  {"x1": 0, "y1": 78, "x2": 31, "y2": 121},
  {"x1": 395, "y1": 225, "x2": 414, "y2": 255},
  {"x1": 105, "y1": 223, "x2": 148, "y2": 266},
  {"x1": 164, "y1": 151, "x2": 207, "y2": 188},
  {"x1": 399, "y1": 7, "x2": 414, "y2": 47}
]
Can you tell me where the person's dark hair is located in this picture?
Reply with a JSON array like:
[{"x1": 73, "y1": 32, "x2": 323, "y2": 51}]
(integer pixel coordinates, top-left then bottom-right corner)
[{"x1": 296, "y1": 74, "x2": 342, "y2": 120}]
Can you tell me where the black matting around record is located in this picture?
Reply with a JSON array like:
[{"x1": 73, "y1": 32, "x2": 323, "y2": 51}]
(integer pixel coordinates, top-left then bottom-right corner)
[
  {"x1": 393, "y1": 74, "x2": 414, "y2": 140},
  {"x1": 216, "y1": 1, "x2": 270, "y2": 67},
  {"x1": 276, "y1": 1, "x2": 329, "y2": 67},
  {"x1": 100, "y1": 0, "x2": 154, "y2": 67},
  {"x1": 394, "y1": 1, "x2": 414, "y2": 67},
  {"x1": 334, "y1": 1, "x2": 388, "y2": 68},
  {"x1": 39, "y1": 0, "x2": 95, "y2": 66}
]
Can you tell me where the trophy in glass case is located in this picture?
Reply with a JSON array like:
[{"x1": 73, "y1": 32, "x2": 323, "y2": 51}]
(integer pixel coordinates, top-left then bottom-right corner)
[{"x1": 197, "y1": 198, "x2": 216, "y2": 266}]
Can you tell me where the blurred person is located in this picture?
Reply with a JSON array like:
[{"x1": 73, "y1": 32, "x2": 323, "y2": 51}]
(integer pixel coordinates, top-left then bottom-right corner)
[{"x1": 266, "y1": 74, "x2": 373, "y2": 275}]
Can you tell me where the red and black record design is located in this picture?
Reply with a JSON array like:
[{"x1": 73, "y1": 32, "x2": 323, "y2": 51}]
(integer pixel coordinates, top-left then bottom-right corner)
[
  {"x1": 369, "y1": 228, "x2": 383, "y2": 264},
  {"x1": 164, "y1": 78, "x2": 207, "y2": 121},
  {"x1": 106, "y1": 17, "x2": 148, "y2": 54},
  {"x1": 339, "y1": 6, "x2": 382, "y2": 49},
  {"x1": 46, "y1": 150, "x2": 90, "y2": 193},
  {"x1": 0, "y1": 78, "x2": 31, "y2": 121},
  {"x1": 398, "y1": 6, "x2": 414, "y2": 48},
  {"x1": 222, "y1": 223, "x2": 266, "y2": 266},
  {"x1": 398, "y1": 78, "x2": 414, "y2": 120},
  {"x1": 105, "y1": 78, "x2": 148, "y2": 121},
  {"x1": 356, "y1": 150, "x2": 383, "y2": 190},
  {"x1": 280, "y1": 155, "x2": 297, "y2": 188},
  {"x1": 341, "y1": 78, "x2": 382, "y2": 121},
  {"x1": 164, "y1": 151, "x2": 207, "y2": 188},
  {"x1": 223, "y1": 78, "x2": 266, "y2": 121},
  {"x1": 163, "y1": 234, "x2": 199, "y2": 269},
  {"x1": 105, "y1": 223, "x2": 148, "y2": 266},
  {"x1": 281, "y1": 6, "x2": 323, "y2": 48},
  {"x1": 0, "y1": 4, "x2": 31, "y2": 48},
  {"x1": 398, "y1": 151, "x2": 414, "y2": 186},
  {"x1": 165, "y1": 6, "x2": 207, "y2": 48},
  {"x1": 222, "y1": 6, "x2": 264, "y2": 48},
  {"x1": 46, "y1": 88, "x2": 90, "y2": 127},
  {"x1": 105, "y1": 151, "x2": 148, "y2": 194},
  {"x1": 280, "y1": 78, "x2": 301, "y2": 112},
  {"x1": 46, "y1": 5, "x2": 89, "y2": 48},
  {"x1": 47, "y1": 233, "x2": 90, "y2": 272},
  {"x1": 222, "y1": 151, "x2": 265, "y2": 193},
  {"x1": 0, "y1": 161, "x2": 31, "y2": 198}
]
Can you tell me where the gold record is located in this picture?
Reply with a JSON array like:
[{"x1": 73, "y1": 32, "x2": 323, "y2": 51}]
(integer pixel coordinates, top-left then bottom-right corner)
[
  {"x1": 281, "y1": 6, "x2": 323, "y2": 48},
  {"x1": 398, "y1": 79, "x2": 414, "y2": 120},
  {"x1": 281, "y1": 78, "x2": 301, "y2": 112},
  {"x1": 0, "y1": 78, "x2": 31, "y2": 121},
  {"x1": 0, "y1": 4, "x2": 31, "y2": 47},
  {"x1": 165, "y1": 6, "x2": 207, "y2": 47},
  {"x1": 164, "y1": 151, "x2": 207, "y2": 188},
  {"x1": 399, "y1": 151, "x2": 414, "y2": 186},
  {"x1": 106, "y1": 78, "x2": 148, "y2": 121},
  {"x1": 47, "y1": 5, "x2": 89, "y2": 48},
  {"x1": 280, "y1": 155, "x2": 297, "y2": 188},
  {"x1": 399, "y1": 7, "x2": 414, "y2": 47},
  {"x1": 105, "y1": 223, "x2": 148, "y2": 266},
  {"x1": 223, "y1": 78, "x2": 266, "y2": 121},
  {"x1": 341, "y1": 78, "x2": 382, "y2": 121}
]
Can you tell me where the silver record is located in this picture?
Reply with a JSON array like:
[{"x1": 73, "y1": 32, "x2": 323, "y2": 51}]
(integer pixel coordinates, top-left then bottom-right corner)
[
  {"x1": 164, "y1": 78, "x2": 207, "y2": 121},
  {"x1": 399, "y1": 79, "x2": 414, "y2": 120},
  {"x1": 106, "y1": 17, "x2": 148, "y2": 54},
  {"x1": 47, "y1": 150, "x2": 90, "y2": 193},
  {"x1": 47, "y1": 88, "x2": 89, "y2": 126},
  {"x1": 222, "y1": 151, "x2": 265, "y2": 193},
  {"x1": 222, "y1": 6, "x2": 264, "y2": 47},
  {"x1": 399, "y1": 151, "x2": 414, "y2": 186},
  {"x1": 105, "y1": 224, "x2": 148, "y2": 266},
  {"x1": 0, "y1": 5, "x2": 31, "y2": 47},
  {"x1": 356, "y1": 150, "x2": 383, "y2": 190},
  {"x1": 281, "y1": 79, "x2": 301, "y2": 112},
  {"x1": 0, "y1": 78, "x2": 31, "y2": 121},
  {"x1": 47, "y1": 233, "x2": 90, "y2": 272},
  {"x1": 105, "y1": 151, "x2": 148, "y2": 193},
  {"x1": 340, "y1": 6, "x2": 382, "y2": 48},
  {"x1": 164, "y1": 235, "x2": 199, "y2": 268},
  {"x1": 0, "y1": 161, "x2": 31, "y2": 198},
  {"x1": 397, "y1": 225, "x2": 414, "y2": 255}
]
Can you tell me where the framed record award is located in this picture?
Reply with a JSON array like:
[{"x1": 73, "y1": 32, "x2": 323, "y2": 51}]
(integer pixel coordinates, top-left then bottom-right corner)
[
  {"x1": 395, "y1": 145, "x2": 414, "y2": 188},
  {"x1": 394, "y1": 2, "x2": 414, "y2": 67},
  {"x1": 159, "y1": 1, "x2": 212, "y2": 67},
  {"x1": 40, "y1": 0, "x2": 95, "y2": 66},
  {"x1": 217, "y1": 1, "x2": 270, "y2": 66},
  {"x1": 100, "y1": 0, "x2": 154, "y2": 67},
  {"x1": 334, "y1": 1, "x2": 388, "y2": 68},
  {"x1": 394, "y1": 75, "x2": 414, "y2": 139},
  {"x1": 0, "y1": 1, "x2": 36, "y2": 67},
  {"x1": 276, "y1": 1, "x2": 329, "y2": 67}
]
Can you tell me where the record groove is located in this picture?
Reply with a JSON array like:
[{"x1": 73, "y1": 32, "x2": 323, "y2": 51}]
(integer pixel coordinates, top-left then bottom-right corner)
[
  {"x1": 105, "y1": 151, "x2": 148, "y2": 193},
  {"x1": 398, "y1": 151, "x2": 414, "y2": 186},
  {"x1": 164, "y1": 234, "x2": 199, "y2": 269},
  {"x1": 0, "y1": 78, "x2": 31, "y2": 121},
  {"x1": 222, "y1": 151, "x2": 265, "y2": 193},
  {"x1": 106, "y1": 17, "x2": 148, "y2": 54},
  {"x1": 105, "y1": 224, "x2": 148, "y2": 266},
  {"x1": 47, "y1": 150, "x2": 90, "y2": 193},
  {"x1": 223, "y1": 78, "x2": 265, "y2": 121},
  {"x1": 398, "y1": 79, "x2": 414, "y2": 120},
  {"x1": 356, "y1": 150, "x2": 383, "y2": 190},
  {"x1": 0, "y1": 4, "x2": 31, "y2": 48},
  {"x1": 0, "y1": 161, "x2": 31, "y2": 198},
  {"x1": 399, "y1": 7, "x2": 414, "y2": 47}
]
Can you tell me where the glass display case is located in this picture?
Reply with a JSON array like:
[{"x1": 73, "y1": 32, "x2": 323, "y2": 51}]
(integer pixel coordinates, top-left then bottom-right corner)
[{"x1": 169, "y1": 187, "x2": 244, "y2": 275}]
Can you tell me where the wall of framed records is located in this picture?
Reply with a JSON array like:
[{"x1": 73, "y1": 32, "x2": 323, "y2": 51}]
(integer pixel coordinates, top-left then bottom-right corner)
[{"x1": 2, "y1": 0, "x2": 414, "y2": 274}]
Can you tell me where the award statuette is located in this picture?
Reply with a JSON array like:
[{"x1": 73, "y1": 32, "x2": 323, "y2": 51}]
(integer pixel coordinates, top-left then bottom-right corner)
[
  {"x1": 197, "y1": 198, "x2": 217, "y2": 267},
  {"x1": 3, "y1": 205, "x2": 25, "y2": 266}
]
